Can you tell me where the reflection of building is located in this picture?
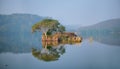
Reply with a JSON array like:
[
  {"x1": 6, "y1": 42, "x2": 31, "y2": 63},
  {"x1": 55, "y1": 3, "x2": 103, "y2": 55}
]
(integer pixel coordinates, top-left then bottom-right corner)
[
  {"x1": 42, "y1": 41, "x2": 59, "y2": 48},
  {"x1": 42, "y1": 32, "x2": 82, "y2": 42},
  {"x1": 32, "y1": 33, "x2": 82, "y2": 62},
  {"x1": 42, "y1": 40, "x2": 82, "y2": 48},
  {"x1": 32, "y1": 38, "x2": 82, "y2": 62}
]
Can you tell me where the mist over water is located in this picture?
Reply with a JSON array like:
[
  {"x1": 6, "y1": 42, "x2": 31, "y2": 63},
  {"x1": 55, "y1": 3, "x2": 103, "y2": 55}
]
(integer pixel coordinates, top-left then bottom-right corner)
[{"x1": 0, "y1": 21, "x2": 120, "y2": 69}]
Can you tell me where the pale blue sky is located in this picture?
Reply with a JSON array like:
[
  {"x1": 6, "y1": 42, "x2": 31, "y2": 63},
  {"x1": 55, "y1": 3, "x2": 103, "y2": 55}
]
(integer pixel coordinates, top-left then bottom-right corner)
[{"x1": 0, "y1": 0, "x2": 120, "y2": 26}]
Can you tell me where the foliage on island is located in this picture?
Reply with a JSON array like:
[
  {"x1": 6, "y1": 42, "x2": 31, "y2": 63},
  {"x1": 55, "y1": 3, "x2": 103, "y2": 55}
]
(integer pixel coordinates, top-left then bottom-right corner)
[
  {"x1": 32, "y1": 18, "x2": 82, "y2": 42},
  {"x1": 32, "y1": 18, "x2": 65, "y2": 36}
]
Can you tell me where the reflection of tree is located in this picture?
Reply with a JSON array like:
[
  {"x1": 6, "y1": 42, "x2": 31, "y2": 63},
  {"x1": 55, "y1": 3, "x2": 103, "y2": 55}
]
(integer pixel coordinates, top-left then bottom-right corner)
[
  {"x1": 32, "y1": 44, "x2": 65, "y2": 62},
  {"x1": 32, "y1": 41, "x2": 81, "y2": 62}
]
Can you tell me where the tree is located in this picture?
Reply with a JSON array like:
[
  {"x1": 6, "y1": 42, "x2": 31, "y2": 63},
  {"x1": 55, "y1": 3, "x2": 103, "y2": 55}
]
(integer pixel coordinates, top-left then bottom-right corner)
[
  {"x1": 32, "y1": 18, "x2": 65, "y2": 39},
  {"x1": 58, "y1": 25, "x2": 66, "y2": 33},
  {"x1": 32, "y1": 44, "x2": 65, "y2": 62}
]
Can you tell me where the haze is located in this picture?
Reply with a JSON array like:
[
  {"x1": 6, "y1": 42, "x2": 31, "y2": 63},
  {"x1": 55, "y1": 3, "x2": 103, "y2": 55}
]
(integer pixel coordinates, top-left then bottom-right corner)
[{"x1": 0, "y1": 0, "x2": 120, "y2": 26}]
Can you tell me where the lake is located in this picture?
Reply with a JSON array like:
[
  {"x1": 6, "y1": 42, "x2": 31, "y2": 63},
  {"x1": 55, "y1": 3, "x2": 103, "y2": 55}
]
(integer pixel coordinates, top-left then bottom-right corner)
[{"x1": 0, "y1": 32, "x2": 120, "y2": 69}]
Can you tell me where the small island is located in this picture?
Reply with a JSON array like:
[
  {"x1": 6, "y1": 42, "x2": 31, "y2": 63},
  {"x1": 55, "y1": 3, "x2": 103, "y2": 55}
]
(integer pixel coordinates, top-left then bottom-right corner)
[
  {"x1": 31, "y1": 18, "x2": 82, "y2": 62},
  {"x1": 32, "y1": 18, "x2": 82, "y2": 43}
]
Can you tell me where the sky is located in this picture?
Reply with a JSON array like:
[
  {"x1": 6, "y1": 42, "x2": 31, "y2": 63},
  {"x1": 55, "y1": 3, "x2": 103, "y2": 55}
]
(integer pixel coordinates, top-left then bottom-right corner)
[{"x1": 0, "y1": 0, "x2": 120, "y2": 26}]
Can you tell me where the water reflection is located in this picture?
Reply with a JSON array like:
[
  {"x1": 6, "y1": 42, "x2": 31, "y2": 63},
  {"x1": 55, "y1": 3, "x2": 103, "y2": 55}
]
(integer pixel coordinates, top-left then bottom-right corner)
[
  {"x1": 79, "y1": 31, "x2": 120, "y2": 46},
  {"x1": 32, "y1": 41, "x2": 81, "y2": 62},
  {"x1": 83, "y1": 33, "x2": 120, "y2": 46},
  {"x1": 93, "y1": 33, "x2": 120, "y2": 46},
  {"x1": 78, "y1": 19, "x2": 120, "y2": 46}
]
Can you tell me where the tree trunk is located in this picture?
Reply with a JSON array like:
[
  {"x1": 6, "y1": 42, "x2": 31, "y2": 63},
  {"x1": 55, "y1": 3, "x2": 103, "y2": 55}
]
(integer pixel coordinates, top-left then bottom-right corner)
[
  {"x1": 45, "y1": 42, "x2": 47, "y2": 49},
  {"x1": 44, "y1": 32, "x2": 47, "y2": 41}
]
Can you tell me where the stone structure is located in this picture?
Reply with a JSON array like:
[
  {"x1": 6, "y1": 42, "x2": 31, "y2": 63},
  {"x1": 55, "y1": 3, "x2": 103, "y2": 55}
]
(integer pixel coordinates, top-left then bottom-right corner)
[{"x1": 42, "y1": 32, "x2": 82, "y2": 42}]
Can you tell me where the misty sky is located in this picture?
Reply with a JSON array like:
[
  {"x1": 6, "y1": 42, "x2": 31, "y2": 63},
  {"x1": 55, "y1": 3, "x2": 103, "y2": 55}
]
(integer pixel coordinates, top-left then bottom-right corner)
[{"x1": 0, "y1": 0, "x2": 120, "y2": 26}]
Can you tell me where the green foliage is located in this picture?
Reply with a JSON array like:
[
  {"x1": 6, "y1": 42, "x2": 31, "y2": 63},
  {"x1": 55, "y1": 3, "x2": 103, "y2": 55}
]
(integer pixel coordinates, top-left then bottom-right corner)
[
  {"x1": 46, "y1": 30, "x2": 52, "y2": 35},
  {"x1": 32, "y1": 23, "x2": 40, "y2": 32},
  {"x1": 32, "y1": 18, "x2": 66, "y2": 35},
  {"x1": 32, "y1": 46, "x2": 65, "y2": 62},
  {"x1": 58, "y1": 25, "x2": 66, "y2": 33}
]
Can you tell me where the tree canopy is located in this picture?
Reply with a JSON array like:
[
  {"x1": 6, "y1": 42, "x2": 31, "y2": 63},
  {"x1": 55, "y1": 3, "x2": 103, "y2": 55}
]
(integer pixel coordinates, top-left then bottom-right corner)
[{"x1": 32, "y1": 18, "x2": 65, "y2": 35}]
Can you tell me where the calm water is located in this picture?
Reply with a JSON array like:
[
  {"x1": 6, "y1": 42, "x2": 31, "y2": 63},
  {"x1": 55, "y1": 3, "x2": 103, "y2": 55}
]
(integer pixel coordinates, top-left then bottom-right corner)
[{"x1": 0, "y1": 32, "x2": 120, "y2": 69}]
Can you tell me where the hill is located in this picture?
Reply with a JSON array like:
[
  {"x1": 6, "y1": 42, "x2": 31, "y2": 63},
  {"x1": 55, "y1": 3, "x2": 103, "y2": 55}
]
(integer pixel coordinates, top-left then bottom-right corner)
[
  {"x1": 78, "y1": 19, "x2": 120, "y2": 33},
  {"x1": 77, "y1": 19, "x2": 120, "y2": 46},
  {"x1": 0, "y1": 13, "x2": 45, "y2": 53}
]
